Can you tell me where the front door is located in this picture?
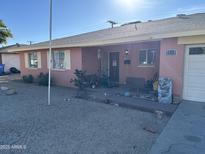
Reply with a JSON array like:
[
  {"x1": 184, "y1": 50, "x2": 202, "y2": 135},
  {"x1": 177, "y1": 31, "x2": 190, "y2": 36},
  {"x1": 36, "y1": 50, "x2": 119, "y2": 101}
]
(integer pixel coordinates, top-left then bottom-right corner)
[{"x1": 109, "y1": 52, "x2": 119, "y2": 82}]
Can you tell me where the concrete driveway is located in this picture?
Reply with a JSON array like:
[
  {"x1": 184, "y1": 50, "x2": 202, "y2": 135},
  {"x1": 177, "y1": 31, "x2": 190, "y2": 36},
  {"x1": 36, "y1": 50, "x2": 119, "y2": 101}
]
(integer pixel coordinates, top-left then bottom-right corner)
[
  {"x1": 149, "y1": 101, "x2": 205, "y2": 154},
  {"x1": 0, "y1": 82, "x2": 169, "y2": 154}
]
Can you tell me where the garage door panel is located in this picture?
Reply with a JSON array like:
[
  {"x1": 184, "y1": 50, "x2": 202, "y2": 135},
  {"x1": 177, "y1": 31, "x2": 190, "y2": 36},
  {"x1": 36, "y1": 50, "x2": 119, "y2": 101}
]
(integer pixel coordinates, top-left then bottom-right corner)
[
  {"x1": 184, "y1": 75, "x2": 205, "y2": 83},
  {"x1": 188, "y1": 55, "x2": 205, "y2": 59},
  {"x1": 186, "y1": 64, "x2": 205, "y2": 71},
  {"x1": 185, "y1": 85, "x2": 205, "y2": 90},
  {"x1": 184, "y1": 89, "x2": 205, "y2": 102},
  {"x1": 188, "y1": 55, "x2": 205, "y2": 58},
  {"x1": 186, "y1": 70, "x2": 205, "y2": 74},
  {"x1": 185, "y1": 89, "x2": 205, "y2": 96},
  {"x1": 185, "y1": 84, "x2": 205, "y2": 89},
  {"x1": 184, "y1": 96, "x2": 205, "y2": 102}
]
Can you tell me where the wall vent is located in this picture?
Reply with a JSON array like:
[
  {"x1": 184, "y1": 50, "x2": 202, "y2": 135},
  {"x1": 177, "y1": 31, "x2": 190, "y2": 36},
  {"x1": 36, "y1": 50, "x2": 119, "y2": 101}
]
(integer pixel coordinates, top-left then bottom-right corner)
[{"x1": 166, "y1": 49, "x2": 177, "y2": 56}]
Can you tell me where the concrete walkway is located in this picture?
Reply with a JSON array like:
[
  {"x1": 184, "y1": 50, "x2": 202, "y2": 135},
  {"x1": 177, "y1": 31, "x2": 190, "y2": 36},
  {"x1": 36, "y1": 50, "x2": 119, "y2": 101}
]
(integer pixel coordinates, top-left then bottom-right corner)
[
  {"x1": 0, "y1": 74, "x2": 21, "y2": 83},
  {"x1": 149, "y1": 101, "x2": 205, "y2": 154}
]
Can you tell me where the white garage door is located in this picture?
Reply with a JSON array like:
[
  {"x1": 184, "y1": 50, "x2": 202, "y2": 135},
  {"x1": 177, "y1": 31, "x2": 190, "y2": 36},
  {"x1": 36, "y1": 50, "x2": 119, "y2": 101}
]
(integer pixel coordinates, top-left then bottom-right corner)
[
  {"x1": 2, "y1": 54, "x2": 20, "y2": 72},
  {"x1": 183, "y1": 45, "x2": 205, "y2": 102}
]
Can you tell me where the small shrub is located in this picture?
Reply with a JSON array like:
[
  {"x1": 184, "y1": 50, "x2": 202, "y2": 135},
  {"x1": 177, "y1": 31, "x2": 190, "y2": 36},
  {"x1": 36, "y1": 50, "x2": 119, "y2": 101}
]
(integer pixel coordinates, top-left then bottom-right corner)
[
  {"x1": 22, "y1": 75, "x2": 34, "y2": 83},
  {"x1": 70, "y1": 69, "x2": 88, "y2": 90},
  {"x1": 145, "y1": 80, "x2": 153, "y2": 91},
  {"x1": 70, "y1": 69, "x2": 88, "y2": 98},
  {"x1": 85, "y1": 74, "x2": 99, "y2": 88},
  {"x1": 37, "y1": 72, "x2": 52, "y2": 86},
  {"x1": 99, "y1": 74, "x2": 110, "y2": 87}
]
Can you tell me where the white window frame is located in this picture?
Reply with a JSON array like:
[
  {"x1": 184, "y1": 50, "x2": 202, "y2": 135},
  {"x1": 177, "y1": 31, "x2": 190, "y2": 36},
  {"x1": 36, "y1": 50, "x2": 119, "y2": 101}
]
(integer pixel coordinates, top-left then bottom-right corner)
[
  {"x1": 138, "y1": 49, "x2": 156, "y2": 67},
  {"x1": 25, "y1": 52, "x2": 41, "y2": 69},
  {"x1": 48, "y1": 50, "x2": 71, "y2": 71},
  {"x1": 52, "y1": 51, "x2": 65, "y2": 70},
  {"x1": 28, "y1": 52, "x2": 38, "y2": 68}
]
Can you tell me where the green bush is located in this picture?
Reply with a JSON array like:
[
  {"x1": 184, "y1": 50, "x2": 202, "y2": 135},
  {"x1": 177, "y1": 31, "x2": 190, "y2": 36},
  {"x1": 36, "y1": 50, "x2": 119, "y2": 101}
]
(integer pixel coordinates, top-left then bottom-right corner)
[
  {"x1": 37, "y1": 72, "x2": 52, "y2": 86},
  {"x1": 85, "y1": 74, "x2": 99, "y2": 88},
  {"x1": 70, "y1": 69, "x2": 87, "y2": 90},
  {"x1": 70, "y1": 69, "x2": 88, "y2": 98},
  {"x1": 99, "y1": 74, "x2": 110, "y2": 88},
  {"x1": 22, "y1": 75, "x2": 34, "y2": 83}
]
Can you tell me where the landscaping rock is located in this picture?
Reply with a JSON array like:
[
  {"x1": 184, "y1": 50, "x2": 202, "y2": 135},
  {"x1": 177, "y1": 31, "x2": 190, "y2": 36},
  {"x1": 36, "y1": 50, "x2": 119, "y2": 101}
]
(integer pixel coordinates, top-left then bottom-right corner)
[
  {"x1": 173, "y1": 96, "x2": 182, "y2": 104},
  {"x1": 5, "y1": 89, "x2": 17, "y2": 95},
  {"x1": 64, "y1": 98, "x2": 71, "y2": 102},
  {"x1": 155, "y1": 110, "x2": 164, "y2": 120},
  {"x1": 0, "y1": 86, "x2": 9, "y2": 91}
]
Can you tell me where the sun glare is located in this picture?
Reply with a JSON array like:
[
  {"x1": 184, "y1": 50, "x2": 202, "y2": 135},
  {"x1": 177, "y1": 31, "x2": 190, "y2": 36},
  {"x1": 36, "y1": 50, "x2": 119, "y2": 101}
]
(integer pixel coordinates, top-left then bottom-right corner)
[{"x1": 115, "y1": 0, "x2": 141, "y2": 10}]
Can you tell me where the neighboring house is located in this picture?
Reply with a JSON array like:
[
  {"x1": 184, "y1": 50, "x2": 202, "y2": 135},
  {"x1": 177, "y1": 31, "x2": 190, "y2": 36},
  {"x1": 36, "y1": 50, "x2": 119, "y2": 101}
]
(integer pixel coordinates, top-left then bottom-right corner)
[
  {"x1": 9, "y1": 13, "x2": 205, "y2": 102},
  {"x1": 0, "y1": 44, "x2": 25, "y2": 72}
]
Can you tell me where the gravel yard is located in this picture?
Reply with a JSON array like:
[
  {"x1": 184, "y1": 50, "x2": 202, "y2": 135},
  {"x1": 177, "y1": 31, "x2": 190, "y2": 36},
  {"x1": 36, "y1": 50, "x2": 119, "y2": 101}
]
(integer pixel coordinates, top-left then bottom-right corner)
[{"x1": 0, "y1": 82, "x2": 170, "y2": 154}]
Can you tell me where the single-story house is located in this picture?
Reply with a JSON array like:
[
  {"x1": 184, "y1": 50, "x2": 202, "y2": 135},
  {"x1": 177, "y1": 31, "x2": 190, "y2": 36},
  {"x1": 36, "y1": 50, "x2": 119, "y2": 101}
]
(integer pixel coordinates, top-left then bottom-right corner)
[
  {"x1": 9, "y1": 13, "x2": 205, "y2": 102},
  {"x1": 0, "y1": 44, "x2": 24, "y2": 72}
]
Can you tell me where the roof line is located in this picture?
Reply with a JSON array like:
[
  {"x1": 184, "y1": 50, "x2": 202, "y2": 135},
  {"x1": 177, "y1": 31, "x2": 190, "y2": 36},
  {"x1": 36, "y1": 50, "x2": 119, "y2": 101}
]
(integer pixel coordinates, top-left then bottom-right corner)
[
  {"x1": 28, "y1": 12, "x2": 205, "y2": 46},
  {"x1": 8, "y1": 29, "x2": 205, "y2": 52}
]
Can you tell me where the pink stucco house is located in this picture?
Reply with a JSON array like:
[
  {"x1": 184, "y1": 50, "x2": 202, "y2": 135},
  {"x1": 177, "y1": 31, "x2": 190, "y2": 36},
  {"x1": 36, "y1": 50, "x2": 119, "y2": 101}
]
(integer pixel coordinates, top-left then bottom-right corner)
[{"x1": 10, "y1": 13, "x2": 205, "y2": 102}]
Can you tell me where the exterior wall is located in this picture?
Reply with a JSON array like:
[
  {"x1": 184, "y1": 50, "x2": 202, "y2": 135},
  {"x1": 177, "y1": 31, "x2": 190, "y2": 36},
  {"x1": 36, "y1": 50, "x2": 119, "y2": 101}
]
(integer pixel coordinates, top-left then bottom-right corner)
[
  {"x1": 159, "y1": 38, "x2": 185, "y2": 97},
  {"x1": 20, "y1": 48, "x2": 82, "y2": 87},
  {"x1": 2, "y1": 54, "x2": 20, "y2": 72},
  {"x1": 19, "y1": 41, "x2": 160, "y2": 87},
  {"x1": 82, "y1": 48, "x2": 99, "y2": 74},
  {"x1": 116, "y1": 42, "x2": 160, "y2": 84},
  {"x1": 82, "y1": 41, "x2": 160, "y2": 84}
]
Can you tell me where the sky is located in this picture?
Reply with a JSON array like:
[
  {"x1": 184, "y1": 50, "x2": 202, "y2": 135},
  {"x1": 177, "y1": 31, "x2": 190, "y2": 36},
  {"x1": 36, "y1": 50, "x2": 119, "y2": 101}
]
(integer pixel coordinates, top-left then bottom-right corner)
[{"x1": 1, "y1": 0, "x2": 205, "y2": 45}]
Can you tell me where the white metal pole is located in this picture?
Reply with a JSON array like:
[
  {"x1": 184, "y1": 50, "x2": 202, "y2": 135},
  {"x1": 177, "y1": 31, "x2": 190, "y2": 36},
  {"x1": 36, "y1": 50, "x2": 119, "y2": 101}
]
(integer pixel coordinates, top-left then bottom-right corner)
[{"x1": 48, "y1": 0, "x2": 52, "y2": 105}]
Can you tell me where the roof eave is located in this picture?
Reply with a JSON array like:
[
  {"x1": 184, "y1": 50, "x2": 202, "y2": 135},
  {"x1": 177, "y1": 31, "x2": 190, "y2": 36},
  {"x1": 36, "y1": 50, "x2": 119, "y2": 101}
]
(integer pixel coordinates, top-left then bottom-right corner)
[{"x1": 8, "y1": 29, "x2": 205, "y2": 52}]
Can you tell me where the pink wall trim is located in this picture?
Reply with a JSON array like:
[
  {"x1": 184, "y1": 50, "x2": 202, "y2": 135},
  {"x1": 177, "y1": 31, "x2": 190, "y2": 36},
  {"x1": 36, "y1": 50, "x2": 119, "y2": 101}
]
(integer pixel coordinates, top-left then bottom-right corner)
[
  {"x1": 20, "y1": 48, "x2": 82, "y2": 87},
  {"x1": 159, "y1": 38, "x2": 185, "y2": 97}
]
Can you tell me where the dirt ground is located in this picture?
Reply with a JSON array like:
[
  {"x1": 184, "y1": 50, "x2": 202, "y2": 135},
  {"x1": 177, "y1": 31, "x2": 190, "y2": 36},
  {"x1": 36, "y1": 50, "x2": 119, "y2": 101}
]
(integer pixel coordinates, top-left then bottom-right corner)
[{"x1": 0, "y1": 81, "x2": 170, "y2": 154}]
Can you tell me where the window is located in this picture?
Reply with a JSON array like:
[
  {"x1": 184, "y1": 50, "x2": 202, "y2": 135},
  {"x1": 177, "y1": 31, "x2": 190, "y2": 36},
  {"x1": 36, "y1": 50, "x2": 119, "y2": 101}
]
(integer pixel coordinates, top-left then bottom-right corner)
[
  {"x1": 189, "y1": 47, "x2": 205, "y2": 55},
  {"x1": 52, "y1": 51, "x2": 65, "y2": 69},
  {"x1": 28, "y1": 52, "x2": 38, "y2": 68},
  {"x1": 139, "y1": 49, "x2": 156, "y2": 65}
]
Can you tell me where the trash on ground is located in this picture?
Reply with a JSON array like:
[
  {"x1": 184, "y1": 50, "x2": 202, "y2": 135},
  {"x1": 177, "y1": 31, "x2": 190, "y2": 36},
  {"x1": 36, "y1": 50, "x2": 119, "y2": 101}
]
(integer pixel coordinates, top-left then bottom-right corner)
[
  {"x1": 110, "y1": 103, "x2": 119, "y2": 107},
  {"x1": 104, "y1": 99, "x2": 111, "y2": 104},
  {"x1": 64, "y1": 98, "x2": 71, "y2": 102},
  {"x1": 91, "y1": 84, "x2": 96, "y2": 89},
  {"x1": 143, "y1": 126, "x2": 157, "y2": 134},
  {"x1": 158, "y1": 77, "x2": 173, "y2": 104},
  {"x1": 124, "y1": 91, "x2": 131, "y2": 97},
  {"x1": 114, "y1": 103, "x2": 119, "y2": 107}
]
